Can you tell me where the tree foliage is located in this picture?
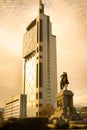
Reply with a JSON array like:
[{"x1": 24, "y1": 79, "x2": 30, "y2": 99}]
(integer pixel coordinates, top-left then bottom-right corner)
[{"x1": 39, "y1": 104, "x2": 55, "y2": 118}]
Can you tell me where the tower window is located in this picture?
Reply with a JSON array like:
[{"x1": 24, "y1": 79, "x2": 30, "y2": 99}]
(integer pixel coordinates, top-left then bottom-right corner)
[
  {"x1": 36, "y1": 104, "x2": 38, "y2": 107},
  {"x1": 36, "y1": 103, "x2": 43, "y2": 107},
  {"x1": 47, "y1": 16, "x2": 49, "y2": 42},
  {"x1": 39, "y1": 46, "x2": 43, "y2": 51},
  {"x1": 36, "y1": 64, "x2": 38, "y2": 88},
  {"x1": 40, "y1": 56, "x2": 43, "y2": 58},
  {"x1": 40, "y1": 20, "x2": 43, "y2": 42},
  {"x1": 36, "y1": 112, "x2": 38, "y2": 117},
  {"x1": 39, "y1": 92, "x2": 43, "y2": 99},
  {"x1": 36, "y1": 92, "x2": 38, "y2": 99},
  {"x1": 37, "y1": 47, "x2": 38, "y2": 52},
  {"x1": 37, "y1": 22, "x2": 39, "y2": 43},
  {"x1": 39, "y1": 103, "x2": 43, "y2": 107},
  {"x1": 39, "y1": 63, "x2": 43, "y2": 87}
]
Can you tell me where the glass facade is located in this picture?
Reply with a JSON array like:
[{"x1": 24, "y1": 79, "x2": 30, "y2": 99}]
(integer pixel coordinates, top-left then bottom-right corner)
[{"x1": 25, "y1": 53, "x2": 36, "y2": 117}]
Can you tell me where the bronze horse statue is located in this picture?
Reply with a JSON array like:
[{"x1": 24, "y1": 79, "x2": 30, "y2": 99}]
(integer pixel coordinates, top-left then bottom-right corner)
[{"x1": 60, "y1": 72, "x2": 69, "y2": 90}]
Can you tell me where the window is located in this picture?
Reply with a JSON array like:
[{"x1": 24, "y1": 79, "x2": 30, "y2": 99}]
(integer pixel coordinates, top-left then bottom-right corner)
[
  {"x1": 37, "y1": 22, "x2": 38, "y2": 43},
  {"x1": 36, "y1": 64, "x2": 38, "y2": 88},
  {"x1": 39, "y1": 103, "x2": 43, "y2": 107},
  {"x1": 39, "y1": 92, "x2": 43, "y2": 99},
  {"x1": 36, "y1": 104, "x2": 38, "y2": 107},
  {"x1": 37, "y1": 47, "x2": 38, "y2": 52},
  {"x1": 40, "y1": 56, "x2": 43, "y2": 58},
  {"x1": 39, "y1": 63, "x2": 43, "y2": 87},
  {"x1": 39, "y1": 46, "x2": 43, "y2": 51},
  {"x1": 47, "y1": 16, "x2": 49, "y2": 42},
  {"x1": 36, "y1": 112, "x2": 38, "y2": 117},
  {"x1": 36, "y1": 103, "x2": 43, "y2": 107},
  {"x1": 36, "y1": 92, "x2": 38, "y2": 99},
  {"x1": 40, "y1": 20, "x2": 43, "y2": 42}
]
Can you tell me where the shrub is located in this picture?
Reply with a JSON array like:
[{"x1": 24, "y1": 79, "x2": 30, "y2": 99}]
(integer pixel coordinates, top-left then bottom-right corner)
[{"x1": 0, "y1": 117, "x2": 48, "y2": 130}]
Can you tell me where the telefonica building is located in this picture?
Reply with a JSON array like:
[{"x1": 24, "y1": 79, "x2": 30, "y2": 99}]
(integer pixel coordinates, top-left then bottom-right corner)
[
  {"x1": 4, "y1": 0, "x2": 57, "y2": 119},
  {"x1": 22, "y1": 0, "x2": 57, "y2": 117}
]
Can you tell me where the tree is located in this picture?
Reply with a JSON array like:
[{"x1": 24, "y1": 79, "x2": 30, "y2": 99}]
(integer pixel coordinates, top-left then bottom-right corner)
[{"x1": 39, "y1": 104, "x2": 55, "y2": 118}]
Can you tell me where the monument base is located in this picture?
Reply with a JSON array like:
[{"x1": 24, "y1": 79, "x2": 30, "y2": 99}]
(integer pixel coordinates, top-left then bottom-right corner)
[
  {"x1": 48, "y1": 89, "x2": 87, "y2": 129},
  {"x1": 50, "y1": 90, "x2": 81, "y2": 121}
]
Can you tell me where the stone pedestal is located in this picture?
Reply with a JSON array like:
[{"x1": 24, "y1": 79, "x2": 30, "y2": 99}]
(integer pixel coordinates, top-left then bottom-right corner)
[
  {"x1": 51, "y1": 90, "x2": 81, "y2": 121},
  {"x1": 56, "y1": 90, "x2": 74, "y2": 118}
]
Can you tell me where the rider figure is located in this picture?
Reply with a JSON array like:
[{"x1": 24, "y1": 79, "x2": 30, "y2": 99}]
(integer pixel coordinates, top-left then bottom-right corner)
[{"x1": 60, "y1": 72, "x2": 69, "y2": 90}]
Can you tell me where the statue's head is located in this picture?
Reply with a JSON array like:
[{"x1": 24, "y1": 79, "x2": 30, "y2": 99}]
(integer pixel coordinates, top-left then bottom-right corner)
[{"x1": 63, "y1": 72, "x2": 66, "y2": 75}]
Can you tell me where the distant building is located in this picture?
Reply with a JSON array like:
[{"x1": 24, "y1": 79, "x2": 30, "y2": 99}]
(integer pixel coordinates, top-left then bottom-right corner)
[
  {"x1": 4, "y1": 94, "x2": 26, "y2": 120},
  {"x1": 81, "y1": 107, "x2": 87, "y2": 119},
  {"x1": 22, "y1": 0, "x2": 57, "y2": 117},
  {"x1": 0, "y1": 108, "x2": 4, "y2": 123},
  {"x1": 76, "y1": 106, "x2": 87, "y2": 119}
]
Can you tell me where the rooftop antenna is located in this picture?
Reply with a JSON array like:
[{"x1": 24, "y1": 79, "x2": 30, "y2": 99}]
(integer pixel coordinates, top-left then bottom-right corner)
[{"x1": 39, "y1": 0, "x2": 44, "y2": 13}]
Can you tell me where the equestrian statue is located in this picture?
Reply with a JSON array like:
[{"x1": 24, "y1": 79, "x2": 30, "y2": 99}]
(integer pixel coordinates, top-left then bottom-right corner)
[{"x1": 60, "y1": 72, "x2": 69, "y2": 90}]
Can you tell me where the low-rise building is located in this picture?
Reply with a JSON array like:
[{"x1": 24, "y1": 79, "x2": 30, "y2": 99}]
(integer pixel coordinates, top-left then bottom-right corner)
[
  {"x1": 4, "y1": 94, "x2": 26, "y2": 120},
  {"x1": 0, "y1": 108, "x2": 4, "y2": 126}
]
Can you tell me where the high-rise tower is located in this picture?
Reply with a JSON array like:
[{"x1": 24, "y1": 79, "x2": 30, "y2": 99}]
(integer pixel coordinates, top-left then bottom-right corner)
[{"x1": 22, "y1": 0, "x2": 57, "y2": 117}]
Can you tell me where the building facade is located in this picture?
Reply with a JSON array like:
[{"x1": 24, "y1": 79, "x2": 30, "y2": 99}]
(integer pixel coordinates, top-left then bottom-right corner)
[
  {"x1": 22, "y1": 0, "x2": 57, "y2": 117},
  {"x1": 0, "y1": 108, "x2": 4, "y2": 124},
  {"x1": 4, "y1": 94, "x2": 26, "y2": 120}
]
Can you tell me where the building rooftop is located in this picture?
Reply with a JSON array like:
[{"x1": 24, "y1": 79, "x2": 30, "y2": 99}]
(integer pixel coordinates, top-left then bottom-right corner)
[{"x1": 26, "y1": 19, "x2": 36, "y2": 31}]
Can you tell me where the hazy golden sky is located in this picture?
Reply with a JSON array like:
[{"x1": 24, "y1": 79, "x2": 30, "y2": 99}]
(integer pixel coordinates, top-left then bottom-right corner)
[{"x1": 0, "y1": 0, "x2": 87, "y2": 107}]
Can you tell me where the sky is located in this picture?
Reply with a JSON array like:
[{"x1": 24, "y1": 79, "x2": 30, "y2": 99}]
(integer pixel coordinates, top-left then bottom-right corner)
[{"x1": 0, "y1": 0, "x2": 87, "y2": 107}]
